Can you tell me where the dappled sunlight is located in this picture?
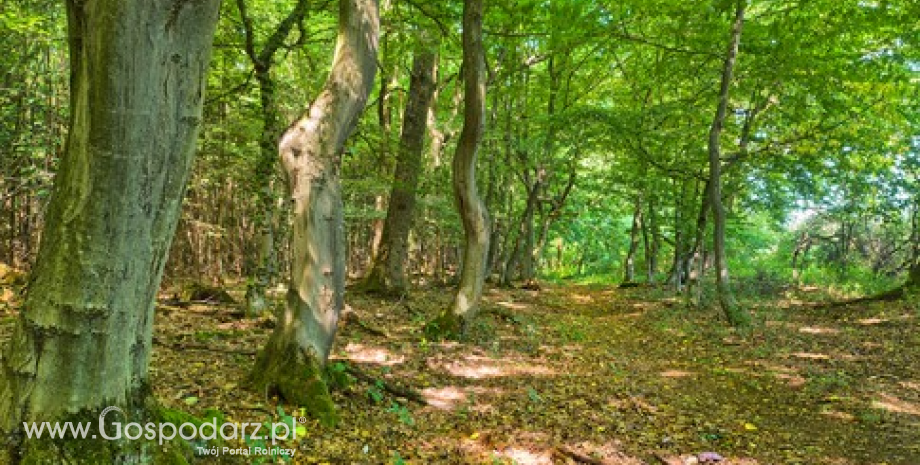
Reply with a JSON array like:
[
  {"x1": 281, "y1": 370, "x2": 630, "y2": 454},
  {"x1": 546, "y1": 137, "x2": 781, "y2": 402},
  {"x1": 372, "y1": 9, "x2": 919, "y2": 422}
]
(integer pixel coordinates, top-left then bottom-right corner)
[
  {"x1": 774, "y1": 372, "x2": 807, "y2": 388},
  {"x1": 799, "y1": 325, "x2": 840, "y2": 335},
  {"x1": 857, "y1": 317, "x2": 889, "y2": 326},
  {"x1": 422, "y1": 385, "x2": 467, "y2": 410},
  {"x1": 493, "y1": 447, "x2": 552, "y2": 465},
  {"x1": 821, "y1": 410, "x2": 856, "y2": 422},
  {"x1": 341, "y1": 342, "x2": 405, "y2": 366},
  {"x1": 791, "y1": 351, "x2": 830, "y2": 360},
  {"x1": 900, "y1": 381, "x2": 920, "y2": 392},
  {"x1": 660, "y1": 369, "x2": 694, "y2": 379},
  {"x1": 570, "y1": 293, "x2": 595, "y2": 304},
  {"x1": 872, "y1": 393, "x2": 920, "y2": 416},
  {"x1": 497, "y1": 300, "x2": 530, "y2": 311},
  {"x1": 759, "y1": 362, "x2": 807, "y2": 388},
  {"x1": 630, "y1": 301, "x2": 656, "y2": 311},
  {"x1": 428, "y1": 354, "x2": 557, "y2": 379},
  {"x1": 421, "y1": 385, "x2": 504, "y2": 411}
]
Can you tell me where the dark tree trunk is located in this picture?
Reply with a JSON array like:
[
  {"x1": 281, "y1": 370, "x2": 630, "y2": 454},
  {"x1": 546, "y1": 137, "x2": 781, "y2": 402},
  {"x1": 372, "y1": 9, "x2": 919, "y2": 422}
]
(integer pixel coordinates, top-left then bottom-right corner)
[{"x1": 363, "y1": 33, "x2": 439, "y2": 297}]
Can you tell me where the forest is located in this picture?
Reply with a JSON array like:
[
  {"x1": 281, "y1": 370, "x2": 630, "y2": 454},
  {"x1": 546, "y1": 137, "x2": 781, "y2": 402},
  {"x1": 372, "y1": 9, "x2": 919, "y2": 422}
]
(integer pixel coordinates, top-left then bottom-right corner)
[{"x1": 0, "y1": 0, "x2": 918, "y2": 463}]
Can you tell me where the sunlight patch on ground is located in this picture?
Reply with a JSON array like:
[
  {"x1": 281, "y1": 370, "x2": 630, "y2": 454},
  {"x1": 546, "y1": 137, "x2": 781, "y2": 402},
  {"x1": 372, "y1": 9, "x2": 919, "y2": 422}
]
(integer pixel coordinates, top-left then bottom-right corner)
[
  {"x1": 872, "y1": 393, "x2": 920, "y2": 416},
  {"x1": 774, "y1": 372, "x2": 807, "y2": 388},
  {"x1": 821, "y1": 410, "x2": 856, "y2": 422},
  {"x1": 900, "y1": 380, "x2": 920, "y2": 392},
  {"x1": 857, "y1": 317, "x2": 889, "y2": 325},
  {"x1": 494, "y1": 447, "x2": 552, "y2": 465},
  {"x1": 760, "y1": 362, "x2": 807, "y2": 387},
  {"x1": 660, "y1": 369, "x2": 694, "y2": 379},
  {"x1": 342, "y1": 343, "x2": 405, "y2": 366},
  {"x1": 430, "y1": 354, "x2": 557, "y2": 379},
  {"x1": 422, "y1": 386, "x2": 467, "y2": 410},
  {"x1": 570, "y1": 293, "x2": 595, "y2": 304},
  {"x1": 799, "y1": 325, "x2": 840, "y2": 335},
  {"x1": 630, "y1": 302, "x2": 656, "y2": 311},
  {"x1": 791, "y1": 351, "x2": 830, "y2": 360},
  {"x1": 497, "y1": 301, "x2": 530, "y2": 311}
]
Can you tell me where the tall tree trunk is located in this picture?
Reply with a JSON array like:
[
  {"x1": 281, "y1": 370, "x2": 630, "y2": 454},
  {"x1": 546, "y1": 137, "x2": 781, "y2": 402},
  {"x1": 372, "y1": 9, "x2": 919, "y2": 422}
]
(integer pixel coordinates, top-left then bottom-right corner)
[
  {"x1": 363, "y1": 33, "x2": 439, "y2": 297},
  {"x1": 708, "y1": 0, "x2": 748, "y2": 326},
  {"x1": 0, "y1": 1, "x2": 220, "y2": 461},
  {"x1": 501, "y1": 175, "x2": 541, "y2": 287},
  {"x1": 645, "y1": 194, "x2": 660, "y2": 283},
  {"x1": 237, "y1": 0, "x2": 310, "y2": 317},
  {"x1": 430, "y1": 0, "x2": 488, "y2": 337},
  {"x1": 623, "y1": 196, "x2": 642, "y2": 283},
  {"x1": 249, "y1": 0, "x2": 378, "y2": 425},
  {"x1": 687, "y1": 179, "x2": 709, "y2": 305}
]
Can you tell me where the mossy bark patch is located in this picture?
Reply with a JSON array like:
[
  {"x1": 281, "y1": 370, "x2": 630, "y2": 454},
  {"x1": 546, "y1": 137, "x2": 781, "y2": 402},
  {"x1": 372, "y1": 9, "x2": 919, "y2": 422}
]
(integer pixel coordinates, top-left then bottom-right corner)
[{"x1": 249, "y1": 337, "x2": 338, "y2": 427}]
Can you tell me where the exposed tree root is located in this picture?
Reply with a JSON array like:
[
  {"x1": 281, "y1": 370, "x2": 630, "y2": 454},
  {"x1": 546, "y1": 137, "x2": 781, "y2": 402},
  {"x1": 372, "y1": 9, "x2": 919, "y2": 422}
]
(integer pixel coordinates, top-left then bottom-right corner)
[
  {"x1": 340, "y1": 308, "x2": 390, "y2": 338},
  {"x1": 153, "y1": 337, "x2": 257, "y2": 356},
  {"x1": 344, "y1": 365, "x2": 428, "y2": 405},
  {"x1": 821, "y1": 283, "x2": 914, "y2": 309},
  {"x1": 552, "y1": 445, "x2": 611, "y2": 464}
]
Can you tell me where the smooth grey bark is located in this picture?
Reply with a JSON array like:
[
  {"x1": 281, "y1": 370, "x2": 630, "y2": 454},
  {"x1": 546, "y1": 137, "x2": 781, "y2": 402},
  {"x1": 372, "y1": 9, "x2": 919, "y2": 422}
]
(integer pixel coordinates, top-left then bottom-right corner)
[
  {"x1": 431, "y1": 0, "x2": 489, "y2": 336},
  {"x1": 708, "y1": 0, "x2": 748, "y2": 326},
  {"x1": 363, "y1": 33, "x2": 439, "y2": 297},
  {"x1": 237, "y1": 0, "x2": 310, "y2": 317},
  {"x1": 0, "y1": 0, "x2": 220, "y2": 461},
  {"x1": 250, "y1": 0, "x2": 378, "y2": 422}
]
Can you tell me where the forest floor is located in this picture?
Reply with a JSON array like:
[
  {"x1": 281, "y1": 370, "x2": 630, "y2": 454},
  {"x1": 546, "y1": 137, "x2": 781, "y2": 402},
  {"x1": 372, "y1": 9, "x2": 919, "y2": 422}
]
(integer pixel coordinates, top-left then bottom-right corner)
[{"x1": 2, "y1": 280, "x2": 919, "y2": 464}]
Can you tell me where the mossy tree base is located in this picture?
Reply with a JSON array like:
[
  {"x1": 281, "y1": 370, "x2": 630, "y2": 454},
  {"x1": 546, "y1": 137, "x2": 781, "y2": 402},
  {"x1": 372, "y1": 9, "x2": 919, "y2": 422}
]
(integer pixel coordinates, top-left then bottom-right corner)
[
  {"x1": 248, "y1": 337, "x2": 338, "y2": 426},
  {"x1": 7, "y1": 394, "x2": 212, "y2": 465},
  {"x1": 353, "y1": 270, "x2": 408, "y2": 300},
  {"x1": 425, "y1": 311, "x2": 466, "y2": 341}
]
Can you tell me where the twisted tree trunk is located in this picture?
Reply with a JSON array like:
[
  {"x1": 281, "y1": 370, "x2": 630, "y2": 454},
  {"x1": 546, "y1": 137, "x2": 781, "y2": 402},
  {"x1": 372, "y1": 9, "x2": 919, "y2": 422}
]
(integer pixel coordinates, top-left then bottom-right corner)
[
  {"x1": 430, "y1": 0, "x2": 489, "y2": 337},
  {"x1": 249, "y1": 0, "x2": 378, "y2": 425}
]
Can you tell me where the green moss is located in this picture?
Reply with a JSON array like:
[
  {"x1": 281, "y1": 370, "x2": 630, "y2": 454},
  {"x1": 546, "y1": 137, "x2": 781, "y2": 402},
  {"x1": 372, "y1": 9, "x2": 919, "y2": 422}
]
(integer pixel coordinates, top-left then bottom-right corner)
[
  {"x1": 424, "y1": 311, "x2": 462, "y2": 340},
  {"x1": 12, "y1": 403, "x2": 199, "y2": 464},
  {"x1": 249, "y1": 339, "x2": 339, "y2": 427}
]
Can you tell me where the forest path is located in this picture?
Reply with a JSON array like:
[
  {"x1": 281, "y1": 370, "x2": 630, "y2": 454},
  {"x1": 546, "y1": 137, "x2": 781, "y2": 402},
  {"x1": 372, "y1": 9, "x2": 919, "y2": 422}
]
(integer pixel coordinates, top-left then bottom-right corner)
[{"x1": 118, "y1": 282, "x2": 920, "y2": 463}]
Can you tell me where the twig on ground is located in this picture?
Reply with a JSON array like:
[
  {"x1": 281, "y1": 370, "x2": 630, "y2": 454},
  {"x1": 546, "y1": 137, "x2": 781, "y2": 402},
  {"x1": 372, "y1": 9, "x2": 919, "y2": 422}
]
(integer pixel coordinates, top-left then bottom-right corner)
[
  {"x1": 153, "y1": 337, "x2": 257, "y2": 356},
  {"x1": 344, "y1": 365, "x2": 428, "y2": 405}
]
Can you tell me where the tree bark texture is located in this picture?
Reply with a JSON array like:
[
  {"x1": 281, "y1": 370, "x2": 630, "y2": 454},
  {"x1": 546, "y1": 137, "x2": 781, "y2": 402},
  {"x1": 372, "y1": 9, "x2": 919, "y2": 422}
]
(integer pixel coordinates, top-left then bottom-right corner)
[
  {"x1": 250, "y1": 0, "x2": 378, "y2": 422},
  {"x1": 0, "y1": 0, "x2": 220, "y2": 461},
  {"x1": 623, "y1": 196, "x2": 642, "y2": 283},
  {"x1": 363, "y1": 34, "x2": 439, "y2": 297},
  {"x1": 237, "y1": 0, "x2": 310, "y2": 317},
  {"x1": 431, "y1": 0, "x2": 489, "y2": 336},
  {"x1": 708, "y1": 0, "x2": 747, "y2": 326}
]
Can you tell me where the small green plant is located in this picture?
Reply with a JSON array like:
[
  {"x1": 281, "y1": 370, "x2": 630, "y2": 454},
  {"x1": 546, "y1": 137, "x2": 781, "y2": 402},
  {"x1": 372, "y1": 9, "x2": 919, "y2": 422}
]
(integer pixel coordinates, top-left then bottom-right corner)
[
  {"x1": 387, "y1": 402, "x2": 414, "y2": 426},
  {"x1": 391, "y1": 451, "x2": 407, "y2": 464},
  {"x1": 526, "y1": 386, "x2": 542, "y2": 403},
  {"x1": 367, "y1": 381, "x2": 385, "y2": 403}
]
